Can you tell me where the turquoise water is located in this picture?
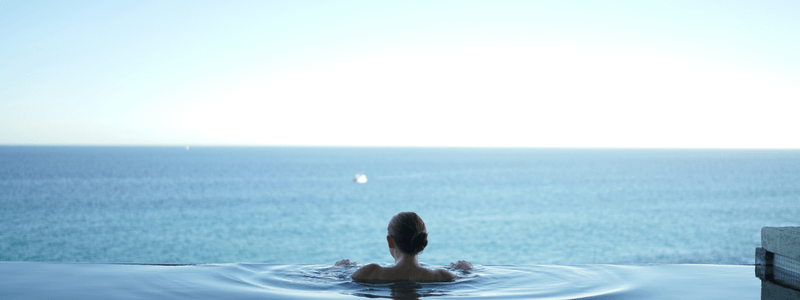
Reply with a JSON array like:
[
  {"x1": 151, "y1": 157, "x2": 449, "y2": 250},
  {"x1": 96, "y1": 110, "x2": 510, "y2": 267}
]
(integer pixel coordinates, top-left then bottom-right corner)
[
  {"x1": 1, "y1": 146, "x2": 799, "y2": 265},
  {"x1": 0, "y1": 262, "x2": 761, "y2": 299}
]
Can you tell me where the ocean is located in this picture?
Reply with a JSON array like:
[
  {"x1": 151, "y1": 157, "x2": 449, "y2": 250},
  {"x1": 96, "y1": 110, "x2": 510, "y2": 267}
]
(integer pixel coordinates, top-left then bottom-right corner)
[{"x1": 1, "y1": 146, "x2": 798, "y2": 266}]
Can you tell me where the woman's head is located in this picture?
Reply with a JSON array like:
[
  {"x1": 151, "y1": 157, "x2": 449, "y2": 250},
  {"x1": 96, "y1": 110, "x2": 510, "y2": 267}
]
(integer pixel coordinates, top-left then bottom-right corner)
[{"x1": 387, "y1": 212, "x2": 428, "y2": 256}]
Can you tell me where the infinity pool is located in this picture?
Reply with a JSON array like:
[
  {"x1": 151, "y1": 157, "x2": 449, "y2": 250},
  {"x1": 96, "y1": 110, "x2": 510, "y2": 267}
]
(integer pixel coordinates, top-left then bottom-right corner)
[{"x1": 0, "y1": 262, "x2": 759, "y2": 299}]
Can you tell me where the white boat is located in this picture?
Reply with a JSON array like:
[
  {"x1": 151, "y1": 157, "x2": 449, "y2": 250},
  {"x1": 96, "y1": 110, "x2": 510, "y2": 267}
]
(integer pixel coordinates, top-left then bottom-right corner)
[{"x1": 353, "y1": 173, "x2": 368, "y2": 184}]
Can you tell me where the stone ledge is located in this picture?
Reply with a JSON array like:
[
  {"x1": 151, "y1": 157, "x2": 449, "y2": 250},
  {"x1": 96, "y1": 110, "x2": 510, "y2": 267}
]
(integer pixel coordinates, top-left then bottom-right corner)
[{"x1": 762, "y1": 227, "x2": 800, "y2": 261}]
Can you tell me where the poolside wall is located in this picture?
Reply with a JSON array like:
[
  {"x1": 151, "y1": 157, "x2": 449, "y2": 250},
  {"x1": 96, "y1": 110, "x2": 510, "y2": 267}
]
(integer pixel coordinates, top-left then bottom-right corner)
[{"x1": 756, "y1": 227, "x2": 800, "y2": 299}]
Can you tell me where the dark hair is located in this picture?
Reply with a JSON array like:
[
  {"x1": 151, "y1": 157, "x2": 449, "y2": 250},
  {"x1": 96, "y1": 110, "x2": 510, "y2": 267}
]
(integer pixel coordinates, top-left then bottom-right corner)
[{"x1": 388, "y1": 212, "x2": 428, "y2": 255}]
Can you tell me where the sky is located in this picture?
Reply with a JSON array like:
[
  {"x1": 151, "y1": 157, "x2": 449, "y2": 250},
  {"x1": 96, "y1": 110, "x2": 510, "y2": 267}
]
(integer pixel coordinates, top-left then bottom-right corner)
[{"x1": 2, "y1": 0, "x2": 799, "y2": 148}]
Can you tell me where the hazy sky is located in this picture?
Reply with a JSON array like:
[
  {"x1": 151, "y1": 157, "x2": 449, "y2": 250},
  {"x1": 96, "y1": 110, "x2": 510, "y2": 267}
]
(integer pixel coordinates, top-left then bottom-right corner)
[{"x1": 2, "y1": 1, "x2": 799, "y2": 147}]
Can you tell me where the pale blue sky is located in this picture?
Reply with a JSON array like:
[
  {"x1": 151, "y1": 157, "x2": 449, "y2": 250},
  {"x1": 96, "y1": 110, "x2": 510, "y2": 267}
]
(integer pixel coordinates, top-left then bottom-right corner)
[{"x1": 2, "y1": 1, "x2": 799, "y2": 147}]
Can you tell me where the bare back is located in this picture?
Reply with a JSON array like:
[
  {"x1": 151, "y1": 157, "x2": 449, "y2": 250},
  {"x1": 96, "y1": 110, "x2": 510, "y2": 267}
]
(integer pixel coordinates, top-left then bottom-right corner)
[{"x1": 351, "y1": 263, "x2": 455, "y2": 282}]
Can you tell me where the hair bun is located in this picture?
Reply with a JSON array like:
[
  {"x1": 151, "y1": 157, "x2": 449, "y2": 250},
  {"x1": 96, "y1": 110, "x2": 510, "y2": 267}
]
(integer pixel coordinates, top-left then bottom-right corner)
[{"x1": 411, "y1": 232, "x2": 428, "y2": 253}]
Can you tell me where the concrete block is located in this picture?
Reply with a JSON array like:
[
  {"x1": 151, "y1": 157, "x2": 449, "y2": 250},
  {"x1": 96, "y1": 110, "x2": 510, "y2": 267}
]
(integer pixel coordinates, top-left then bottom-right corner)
[
  {"x1": 756, "y1": 247, "x2": 772, "y2": 266},
  {"x1": 762, "y1": 227, "x2": 800, "y2": 260},
  {"x1": 762, "y1": 280, "x2": 800, "y2": 300}
]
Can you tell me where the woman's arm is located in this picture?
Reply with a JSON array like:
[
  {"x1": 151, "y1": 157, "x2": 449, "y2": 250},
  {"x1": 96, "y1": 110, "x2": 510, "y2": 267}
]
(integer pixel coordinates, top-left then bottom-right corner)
[
  {"x1": 334, "y1": 259, "x2": 357, "y2": 266},
  {"x1": 449, "y1": 260, "x2": 473, "y2": 271}
]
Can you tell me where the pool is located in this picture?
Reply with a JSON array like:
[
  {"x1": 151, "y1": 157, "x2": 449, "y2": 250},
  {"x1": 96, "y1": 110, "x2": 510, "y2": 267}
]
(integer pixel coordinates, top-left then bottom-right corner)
[{"x1": 0, "y1": 262, "x2": 760, "y2": 299}]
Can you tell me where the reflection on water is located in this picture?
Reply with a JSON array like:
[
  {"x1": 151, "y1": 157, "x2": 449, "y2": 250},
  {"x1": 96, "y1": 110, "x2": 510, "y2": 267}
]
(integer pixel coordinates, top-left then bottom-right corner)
[
  {"x1": 0, "y1": 262, "x2": 760, "y2": 300},
  {"x1": 235, "y1": 263, "x2": 753, "y2": 299},
  {"x1": 350, "y1": 282, "x2": 448, "y2": 299}
]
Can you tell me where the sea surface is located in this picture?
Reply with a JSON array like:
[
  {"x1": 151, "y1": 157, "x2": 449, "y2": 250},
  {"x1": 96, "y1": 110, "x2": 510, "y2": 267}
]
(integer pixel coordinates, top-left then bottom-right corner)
[{"x1": 1, "y1": 146, "x2": 799, "y2": 266}]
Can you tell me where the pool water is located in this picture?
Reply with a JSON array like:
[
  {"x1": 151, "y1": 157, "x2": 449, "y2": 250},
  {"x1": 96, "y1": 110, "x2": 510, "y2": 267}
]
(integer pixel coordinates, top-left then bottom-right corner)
[{"x1": 0, "y1": 262, "x2": 760, "y2": 299}]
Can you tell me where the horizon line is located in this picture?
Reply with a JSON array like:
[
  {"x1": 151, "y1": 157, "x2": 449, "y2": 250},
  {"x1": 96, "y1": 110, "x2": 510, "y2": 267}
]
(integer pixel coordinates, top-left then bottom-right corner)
[{"x1": 1, "y1": 144, "x2": 799, "y2": 150}]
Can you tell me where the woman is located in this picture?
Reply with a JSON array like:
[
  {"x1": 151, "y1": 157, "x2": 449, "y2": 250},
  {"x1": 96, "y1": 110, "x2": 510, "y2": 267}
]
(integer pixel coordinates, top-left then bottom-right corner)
[{"x1": 337, "y1": 212, "x2": 472, "y2": 282}]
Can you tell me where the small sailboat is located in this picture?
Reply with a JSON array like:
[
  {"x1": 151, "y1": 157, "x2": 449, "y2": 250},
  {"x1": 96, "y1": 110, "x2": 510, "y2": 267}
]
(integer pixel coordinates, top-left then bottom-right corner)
[{"x1": 353, "y1": 172, "x2": 368, "y2": 184}]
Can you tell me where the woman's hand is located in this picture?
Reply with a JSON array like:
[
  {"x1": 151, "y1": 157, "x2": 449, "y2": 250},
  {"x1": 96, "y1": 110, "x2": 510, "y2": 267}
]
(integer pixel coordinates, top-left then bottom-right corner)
[
  {"x1": 334, "y1": 259, "x2": 357, "y2": 266},
  {"x1": 450, "y1": 260, "x2": 473, "y2": 270}
]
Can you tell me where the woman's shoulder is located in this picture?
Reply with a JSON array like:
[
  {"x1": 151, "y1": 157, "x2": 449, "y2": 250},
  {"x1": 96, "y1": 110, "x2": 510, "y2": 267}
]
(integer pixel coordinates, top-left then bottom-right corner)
[
  {"x1": 351, "y1": 264, "x2": 455, "y2": 282},
  {"x1": 350, "y1": 263, "x2": 383, "y2": 280},
  {"x1": 430, "y1": 268, "x2": 456, "y2": 281}
]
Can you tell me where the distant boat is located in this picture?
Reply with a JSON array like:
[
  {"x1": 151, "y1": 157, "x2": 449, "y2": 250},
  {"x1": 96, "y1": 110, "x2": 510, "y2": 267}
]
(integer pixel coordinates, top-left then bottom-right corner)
[{"x1": 353, "y1": 173, "x2": 368, "y2": 184}]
